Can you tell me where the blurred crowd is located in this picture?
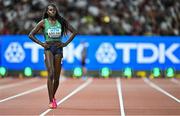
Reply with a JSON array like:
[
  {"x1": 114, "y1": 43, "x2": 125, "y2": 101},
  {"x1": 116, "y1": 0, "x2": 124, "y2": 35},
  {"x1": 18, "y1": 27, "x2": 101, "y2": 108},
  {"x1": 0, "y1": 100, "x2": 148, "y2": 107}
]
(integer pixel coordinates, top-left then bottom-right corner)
[{"x1": 0, "y1": 0, "x2": 179, "y2": 35}]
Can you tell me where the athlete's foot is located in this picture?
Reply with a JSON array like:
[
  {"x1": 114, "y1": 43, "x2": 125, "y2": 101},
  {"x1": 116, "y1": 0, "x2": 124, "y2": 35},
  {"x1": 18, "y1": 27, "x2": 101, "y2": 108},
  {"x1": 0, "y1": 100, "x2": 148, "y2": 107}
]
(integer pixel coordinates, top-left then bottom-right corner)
[
  {"x1": 48, "y1": 102, "x2": 54, "y2": 109},
  {"x1": 48, "y1": 101, "x2": 57, "y2": 109}
]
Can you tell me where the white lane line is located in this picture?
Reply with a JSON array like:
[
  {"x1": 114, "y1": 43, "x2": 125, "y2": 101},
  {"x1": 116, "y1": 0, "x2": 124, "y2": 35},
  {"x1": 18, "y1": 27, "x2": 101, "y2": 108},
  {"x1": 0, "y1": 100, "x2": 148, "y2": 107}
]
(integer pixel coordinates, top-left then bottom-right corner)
[
  {"x1": 0, "y1": 78, "x2": 65, "y2": 103},
  {"x1": 170, "y1": 78, "x2": 180, "y2": 85},
  {"x1": 0, "y1": 78, "x2": 39, "y2": 90},
  {"x1": 143, "y1": 78, "x2": 180, "y2": 103},
  {"x1": 116, "y1": 78, "x2": 125, "y2": 116},
  {"x1": 40, "y1": 78, "x2": 93, "y2": 116},
  {"x1": 0, "y1": 85, "x2": 46, "y2": 103}
]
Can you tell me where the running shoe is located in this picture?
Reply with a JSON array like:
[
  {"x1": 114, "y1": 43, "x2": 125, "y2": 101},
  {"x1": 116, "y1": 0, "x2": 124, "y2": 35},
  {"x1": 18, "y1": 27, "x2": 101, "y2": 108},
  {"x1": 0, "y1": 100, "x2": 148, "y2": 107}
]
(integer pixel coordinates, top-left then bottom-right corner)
[{"x1": 52, "y1": 98, "x2": 57, "y2": 108}]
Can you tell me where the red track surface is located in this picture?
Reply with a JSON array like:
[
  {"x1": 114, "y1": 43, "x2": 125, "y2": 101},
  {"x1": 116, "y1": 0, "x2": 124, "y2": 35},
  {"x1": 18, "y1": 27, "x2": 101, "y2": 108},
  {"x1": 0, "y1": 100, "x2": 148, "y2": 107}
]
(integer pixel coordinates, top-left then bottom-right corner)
[{"x1": 0, "y1": 77, "x2": 179, "y2": 116}]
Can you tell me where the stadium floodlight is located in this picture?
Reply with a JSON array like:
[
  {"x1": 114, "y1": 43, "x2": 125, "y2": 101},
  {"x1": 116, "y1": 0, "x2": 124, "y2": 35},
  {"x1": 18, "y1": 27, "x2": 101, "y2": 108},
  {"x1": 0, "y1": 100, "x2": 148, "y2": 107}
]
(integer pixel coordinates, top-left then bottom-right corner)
[
  {"x1": 0, "y1": 67, "x2": 7, "y2": 77},
  {"x1": 123, "y1": 67, "x2": 132, "y2": 78},
  {"x1": 101, "y1": 67, "x2": 110, "y2": 78},
  {"x1": 165, "y1": 67, "x2": 175, "y2": 78},
  {"x1": 73, "y1": 67, "x2": 82, "y2": 78},
  {"x1": 24, "y1": 67, "x2": 32, "y2": 77},
  {"x1": 152, "y1": 67, "x2": 161, "y2": 77}
]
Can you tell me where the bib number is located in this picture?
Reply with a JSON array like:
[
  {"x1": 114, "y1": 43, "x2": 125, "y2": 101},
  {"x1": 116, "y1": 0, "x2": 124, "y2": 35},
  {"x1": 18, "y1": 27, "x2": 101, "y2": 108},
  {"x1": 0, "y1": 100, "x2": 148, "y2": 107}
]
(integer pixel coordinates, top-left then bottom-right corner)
[{"x1": 48, "y1": 28, "x2": 61, "y2": 38}]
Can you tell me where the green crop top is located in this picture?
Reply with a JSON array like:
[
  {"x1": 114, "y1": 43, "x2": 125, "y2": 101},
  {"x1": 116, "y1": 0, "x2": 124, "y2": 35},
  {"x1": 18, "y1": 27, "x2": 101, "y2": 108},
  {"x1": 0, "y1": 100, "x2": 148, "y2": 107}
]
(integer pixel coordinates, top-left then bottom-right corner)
[{"x1": 43, "y1": 18, "x2": 62, "y2": 42}]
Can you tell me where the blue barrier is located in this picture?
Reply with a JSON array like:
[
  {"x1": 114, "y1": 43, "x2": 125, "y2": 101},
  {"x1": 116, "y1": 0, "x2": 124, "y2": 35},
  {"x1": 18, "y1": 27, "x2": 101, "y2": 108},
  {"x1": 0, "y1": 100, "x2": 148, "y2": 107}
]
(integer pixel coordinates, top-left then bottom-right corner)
[{"x1": 0, "y1": 35, "x2": 179, "y2": 70}]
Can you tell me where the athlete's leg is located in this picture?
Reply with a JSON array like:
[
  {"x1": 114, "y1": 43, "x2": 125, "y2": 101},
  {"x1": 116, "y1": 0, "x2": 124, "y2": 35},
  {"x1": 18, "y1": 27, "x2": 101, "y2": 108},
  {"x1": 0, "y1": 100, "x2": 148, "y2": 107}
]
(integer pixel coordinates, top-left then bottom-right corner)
[
  {"x1": 44, "y1": 50, "x2": 55, "y2": 102},
  {"x1": 53, "y1": 53, "x2": 63, "y2": 98}
]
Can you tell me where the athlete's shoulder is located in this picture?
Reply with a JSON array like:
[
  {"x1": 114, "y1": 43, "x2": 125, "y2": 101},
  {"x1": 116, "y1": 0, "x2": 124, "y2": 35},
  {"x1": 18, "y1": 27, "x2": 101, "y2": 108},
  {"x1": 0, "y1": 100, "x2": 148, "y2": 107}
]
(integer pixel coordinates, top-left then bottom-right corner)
[
  {"x1": 36, "y1": 19, "x2": 45, "y2": 28},
  {"x1": 39, "y1": 19, "x2": 45, "y2": 25}
]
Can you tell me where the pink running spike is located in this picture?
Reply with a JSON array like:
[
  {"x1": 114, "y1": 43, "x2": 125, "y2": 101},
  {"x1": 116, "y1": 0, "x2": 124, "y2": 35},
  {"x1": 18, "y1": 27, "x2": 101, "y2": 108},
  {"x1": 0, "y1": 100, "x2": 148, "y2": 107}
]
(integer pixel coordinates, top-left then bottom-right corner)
[{"x1": 52, "y1": 98, "x2": 57, "y2": 108}]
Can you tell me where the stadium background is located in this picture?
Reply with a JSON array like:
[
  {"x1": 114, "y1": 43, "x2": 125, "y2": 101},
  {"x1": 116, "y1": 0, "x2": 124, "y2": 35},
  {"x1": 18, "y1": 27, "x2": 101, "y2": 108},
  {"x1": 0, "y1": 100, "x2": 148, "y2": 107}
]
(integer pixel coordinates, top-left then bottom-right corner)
[{"x1": 0, "y1": 0, "x2": 179, "y2": 78}]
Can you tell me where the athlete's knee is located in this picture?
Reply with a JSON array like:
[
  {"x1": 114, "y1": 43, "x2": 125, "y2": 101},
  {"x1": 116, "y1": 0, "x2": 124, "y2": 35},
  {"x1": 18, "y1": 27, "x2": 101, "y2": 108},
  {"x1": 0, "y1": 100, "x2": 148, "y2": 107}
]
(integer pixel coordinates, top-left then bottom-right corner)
[{"x1": 48, "y1": 68, "x2": 55, "y2": 79}]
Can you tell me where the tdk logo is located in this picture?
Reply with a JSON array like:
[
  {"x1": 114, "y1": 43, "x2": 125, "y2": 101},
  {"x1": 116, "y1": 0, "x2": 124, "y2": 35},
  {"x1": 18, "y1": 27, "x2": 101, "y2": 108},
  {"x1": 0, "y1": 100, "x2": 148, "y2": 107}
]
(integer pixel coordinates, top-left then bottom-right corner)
[
  {"x1": 96, "y1": 43, "x2": 117, "y2": 64},
  {"x1": 63, "y1": 42, "x2": 179, "y2": 64},
  {"x1": 63, "y1": 42, "x2": 89, "y2": 63},
  {"x1": 5, "y1": 42, "x2": 43, "y2": 63},
  {"x1": 4, "y1": 42, "x2": 180, "y2": 65},
  {"x1": 5, "y1": 42, "x2": 25, "y2": 63},
  {"x1": 115, "y1": 43, "x2": 179, "y2": 64}
]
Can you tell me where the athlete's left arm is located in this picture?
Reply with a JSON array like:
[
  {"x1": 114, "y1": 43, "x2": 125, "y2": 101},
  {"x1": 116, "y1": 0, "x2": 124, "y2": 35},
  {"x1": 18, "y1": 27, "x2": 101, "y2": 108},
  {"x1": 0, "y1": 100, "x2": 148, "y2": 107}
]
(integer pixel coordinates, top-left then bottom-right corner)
[{"x1": 63, "y1": 23, "x2": 77, "y2": 47}]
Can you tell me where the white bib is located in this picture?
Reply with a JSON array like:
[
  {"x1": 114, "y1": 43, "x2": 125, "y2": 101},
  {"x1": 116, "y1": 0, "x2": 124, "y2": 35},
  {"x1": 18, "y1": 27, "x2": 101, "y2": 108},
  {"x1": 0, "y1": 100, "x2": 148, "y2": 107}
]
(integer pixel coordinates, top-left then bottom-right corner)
[{"x1": 47, "y1": 28, "x2": 62, "y2": 38}]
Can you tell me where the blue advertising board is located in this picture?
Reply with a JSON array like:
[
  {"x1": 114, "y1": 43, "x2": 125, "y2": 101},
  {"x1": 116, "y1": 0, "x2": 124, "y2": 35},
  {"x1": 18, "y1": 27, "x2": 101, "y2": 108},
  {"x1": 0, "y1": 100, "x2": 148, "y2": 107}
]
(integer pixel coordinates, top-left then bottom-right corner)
[{"x1": 0, "y1": 35, "x2": 179, "y2": 70}]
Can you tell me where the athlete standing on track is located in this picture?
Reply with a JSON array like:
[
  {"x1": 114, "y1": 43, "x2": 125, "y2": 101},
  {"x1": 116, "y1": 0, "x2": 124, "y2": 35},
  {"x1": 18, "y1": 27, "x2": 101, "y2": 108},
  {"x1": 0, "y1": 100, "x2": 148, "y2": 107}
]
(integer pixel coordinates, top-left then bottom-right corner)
[{"x1": 29, "y1": 3, "x2": 77, "y2": 109}]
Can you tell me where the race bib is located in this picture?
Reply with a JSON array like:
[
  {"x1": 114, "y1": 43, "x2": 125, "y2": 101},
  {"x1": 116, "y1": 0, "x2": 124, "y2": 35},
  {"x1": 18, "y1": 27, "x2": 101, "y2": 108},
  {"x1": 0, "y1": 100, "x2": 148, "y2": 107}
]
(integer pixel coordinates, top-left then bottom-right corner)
[{"x1": 47, "y1": 28, "x2": 62, "y2": 38}]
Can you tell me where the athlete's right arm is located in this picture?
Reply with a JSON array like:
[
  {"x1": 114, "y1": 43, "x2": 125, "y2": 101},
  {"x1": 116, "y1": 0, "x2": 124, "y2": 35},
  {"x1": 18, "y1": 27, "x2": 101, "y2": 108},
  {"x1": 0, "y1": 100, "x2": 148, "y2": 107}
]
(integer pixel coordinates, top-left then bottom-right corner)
[{"x1": 29, "y1": 20, "x2": 47, "y2": 48}]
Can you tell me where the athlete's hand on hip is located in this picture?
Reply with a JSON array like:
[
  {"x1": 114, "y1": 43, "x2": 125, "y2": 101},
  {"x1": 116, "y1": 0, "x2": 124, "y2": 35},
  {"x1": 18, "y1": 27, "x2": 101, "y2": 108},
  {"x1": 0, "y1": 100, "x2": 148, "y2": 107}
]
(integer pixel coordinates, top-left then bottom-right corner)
[{"x1": 42, "y1": 43, "x2": 49, "y2": 49}]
